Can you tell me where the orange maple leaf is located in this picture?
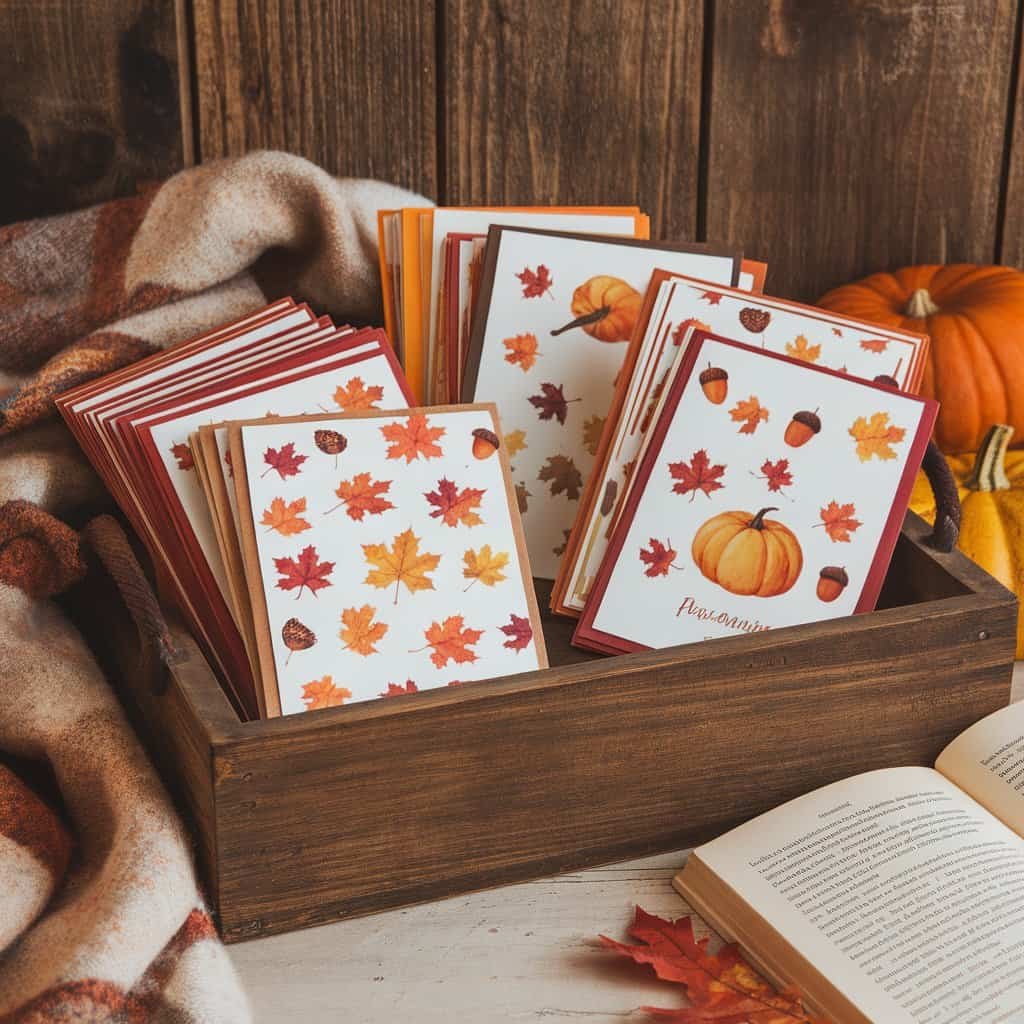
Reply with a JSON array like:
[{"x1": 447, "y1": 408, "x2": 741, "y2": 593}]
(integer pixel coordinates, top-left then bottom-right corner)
[
  {"x1": 327, "y1": 472, "x2": 395, "y2": 520},
  {"x1": 819, "y1": 500, "x2": 862, "y2": 542},
  {"x1": 363, "y1": 528, "x2": 440, "y2": 604},
  {"x1": 339, "y1": 604, "x2": 388, "y2": 655},
  {"x1": 380, "y1": 680, "x2": 418, "y2": 697},
  {"x1": 381, "y1": 414, "x2": 446, "y2": 463},
  {"x1": 418, "y1": 615, "x2": 483, "y2": 669},
  {"x1": 849, "y1": 412, "x2": 906, "y2": 461},
  {"x1": 301, "y1": 675, "x2": 352, "y2": 710},
  {"x1": 859, "y1": 338, "x2": 889, "y2": 353},
  {"x1": 260, "y1": 496, "x2": 312, "y2": 536},
  {"x1": 425, "y1": 477, "x2": 485, "y2": 527},
  {"x1": 729, "y1": 396, "x2": 770, "y2": 435},
  {"x1": 503, "y1": 333, "x2": 540, "y2": 371},
  {"x1": 785, "y1": 335, "x2": 821, "y2": 363},
  {"x1": 333, "y1": 376, "x2": 384, "y2": 411}
]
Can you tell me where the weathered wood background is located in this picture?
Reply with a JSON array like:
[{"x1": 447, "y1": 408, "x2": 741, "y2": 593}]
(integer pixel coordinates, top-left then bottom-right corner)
[{"x1": 2, "y1": 0, "x2": 1021, "y2": 301}]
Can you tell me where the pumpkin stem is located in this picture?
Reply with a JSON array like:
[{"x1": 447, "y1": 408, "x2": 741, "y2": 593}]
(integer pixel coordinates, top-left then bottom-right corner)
[
  {"x1": 904, "y1": 288, "x2": 940, "y2": 318},
  {"x1": 964, "y1": 424, "x2": 1014, "y2": 492},
  {"x1": 551, "y1": 306, "x2": 611, "y2": 336},
  {"x1": 748, "y1": 507, "x2": 778, "y2": 530}
]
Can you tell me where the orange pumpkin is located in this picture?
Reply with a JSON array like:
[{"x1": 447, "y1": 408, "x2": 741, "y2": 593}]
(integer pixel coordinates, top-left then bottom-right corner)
[
  {"x1": 817, "y1": 264, "x2": 1024, "y2": 454},
  {"x1": 692, "y1": 507, "x2": 803, "y2": 597},
  {"x1": 551, "y1": 275, "x2": 641, "y2": 343}
]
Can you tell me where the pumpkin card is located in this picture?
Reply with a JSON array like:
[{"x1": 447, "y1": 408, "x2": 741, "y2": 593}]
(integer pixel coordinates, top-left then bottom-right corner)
[
  {"x1": 553, "y1": 277, "x2": 932, "y2": 616},
  {"x1": 463, "y1": 226, "x2": 744, "y2": 580},
  {"x1": 230, "y1": 405, "x2": 546, "y2": 716},
  {"x1": 573, "y1": 332, "x2": 937, "y2": 655}
]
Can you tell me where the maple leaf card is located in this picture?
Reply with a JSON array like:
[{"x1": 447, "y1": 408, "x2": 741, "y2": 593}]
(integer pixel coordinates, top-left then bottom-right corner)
[
  {"x1": 573, "y1": 333, "x2": 937, "y2": 656},
  {"x1": 553, "y1": 274, "x2": 932, "y2": 617},
  {"x1": 229, "y1": 405, "x2": 547, "y2": 716},
  {"x1": 463, "y1": 226, "x2": 744, "y2": 581}
]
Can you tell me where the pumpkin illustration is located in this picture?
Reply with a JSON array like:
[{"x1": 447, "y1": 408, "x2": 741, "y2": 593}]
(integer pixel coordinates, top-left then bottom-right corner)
[
  {"x1": 551, "y1": 276, "x2": 641, "y2": 343},
  {"x1": 818, "y1": 264, "x2": 1024, "y2": 454},
  {"x1": 910, "y1": 424, "x2": 1024, "y2": 656},
  {"x1": 692, "y1": 507, "x2": 803, "y2": 597}
]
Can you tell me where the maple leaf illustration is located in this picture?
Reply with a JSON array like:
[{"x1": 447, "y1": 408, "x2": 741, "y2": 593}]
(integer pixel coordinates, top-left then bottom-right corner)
[
  {"x1": 274, "y1": 545, "x2": 335, "y2": 599},
  {"x1": 503, "y1": 333, "x2": 540, "y2": 371},
  {"x1": 729, "y1": 396, "x2": 770, "y2": 435},
  {"x1": 326, "y1": 472, "x2": 395, "y2": 520},
  {"x1": 671, "y1": 318, "x2": 711, "y2": 346},
  {"x1": 700, "y1": 290, "x2": 723, "y2": 305},
  {"x1": 363, "y1": 528, "x2": 440, "y2": 604},
  {"x1": 553, "y1": 529, "x2": 571, "y2": 557},
  {"x1": 505, "y1": 429, "x2": 528, "y2": 458},
  {"x1": 528, "y1": 382, "x2": 579, "y2": 425},
  {"x1": 417, "y1": 615, "x2": 483, "y2": 669},
  {"x1": 380, "y1": 680, "x2": 418, "y2": 697},
  {"x1": 223, "y1": 449, "x2": 233, "y2": 477},
  {"x1": 301, "y1": 676, "x2": 352, "y2": 710},
  {"x1": 668, "y1": 449, "x2": 726, "y2": 500},
  {"x1": 754, "y1": 458, "x2": 794, "y2": 494},
  {"x1": 832, "y1": 327, "x2": 843, "y2": 337},
  {"x1": 818, "y1": 500, "x2": 862, "y2": 542},
  {"x1": 538, "y1": 455, "x2": 582, "y2": 500},
  {"x1": 849, "y1": 412, "x2": 906, "y2": 461},
  {"x1": 462, "y1": 545, "x2": 509, "y2": 590},
  {"x1": 785, "y1": 334, "x2": 821, "y2": 363},
  {"x1": 339, "y1": 604, "x2": 388, "y2": 656},
  {"x1": 333, "y1": 376, "x2": 384, "y2": 411},
  {"x1": 425, "y1": 477, "x2": 485, "y2": 527},
  {"x1": 499, "y1": 613, "x2": 533, "y2": 652},
  {"x1": 381, "y1": 415, "x2": 446, "y2": 463},
  {"x1": 639, "y1": 538, "x2": 680, "y2": 577},
  {"x1": 515, "y1": 481, "x2": 531, "y2": 513},
  {"x1": 170, "y1": 442, "x2": 194, "y2": 471},
  {"x1": 582, "y1": 414, "x2": 606, "y2": 457},
  {"x1": 860, "y1": 338, "x2": 889, "y2": 353},
  {"x1": 260, "y1": 496, "x2": 312, "y2": 536},
  {"x1": 516, "y1": 264, "x2": 554, "y2": 298},
  {"x1": 262, "y1": 442, "x2": 307, "y2": 480}
]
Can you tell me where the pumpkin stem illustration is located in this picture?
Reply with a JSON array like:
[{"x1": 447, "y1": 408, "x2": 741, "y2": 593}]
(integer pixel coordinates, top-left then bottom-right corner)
[
  {"x1": 748, "y1": 507, "x2": 778, "y2": 530},
  {"x1": 904, "y1": 288, "x2": 940, "y2": 318},
  {"x1": 964, "y1": 424, "x2": 1014, "y2": 492},
  {"x1": 551, "y1": 306, "x2": 611, "y2": 336}
]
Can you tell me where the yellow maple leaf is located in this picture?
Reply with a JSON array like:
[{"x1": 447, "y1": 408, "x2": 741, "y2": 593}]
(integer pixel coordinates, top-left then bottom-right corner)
[
  {"x1": 334, "y1": 376, "x2": 385, "y2": 411},
  {"x1": 339, "y1": 604, "x2": 388, "y2": 655},
  {"x1": 462, "y1": 545, "x2": 510, "y2": 590},
  {"x1": 785, "y1": 335, "x2": 821, "y2": 363},
  {"x1": 363, "y1": 528, "x2": 441, "y2": 604},
  {"x1": 729, "y1": 396, "x2": 770, "y2": 435},
  {"x1": 260, "y1": 496, "x2": 312, "y2": 536},
  {"x1": 849, "y1": 412, "x2": 906, "y2": 461},
  {"x1": 505, "y1": 429, "x2": 527, "y2": 458},
  {"x1": 301, "y1": 675, "x2": 352, "y2": 710},
  {"x1": 582, "y1": 415, "x2": 606, "y2": 457}
]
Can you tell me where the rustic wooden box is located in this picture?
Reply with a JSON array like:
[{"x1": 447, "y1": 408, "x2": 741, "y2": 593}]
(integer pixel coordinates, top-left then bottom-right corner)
[{"x1": 67, "y1": 511, "x2": 1016, "y2": 943}]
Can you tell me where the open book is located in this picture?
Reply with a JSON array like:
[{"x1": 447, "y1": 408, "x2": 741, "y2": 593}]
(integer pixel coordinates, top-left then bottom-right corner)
[{"x1": 676, "y1": 700, "x2": 1024, "y2": 1024}]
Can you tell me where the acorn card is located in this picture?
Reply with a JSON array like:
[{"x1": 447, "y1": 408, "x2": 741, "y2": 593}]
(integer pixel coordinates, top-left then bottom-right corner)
[
  {"x1": 230, "y1": 405, "x2": 547, "y2": 716},
  {"x1": 573, "y1": 333, "x2": 937, "y2": 656},
  {"x1": 463, "y1": 226, "x2": 742, "y2": 580}
]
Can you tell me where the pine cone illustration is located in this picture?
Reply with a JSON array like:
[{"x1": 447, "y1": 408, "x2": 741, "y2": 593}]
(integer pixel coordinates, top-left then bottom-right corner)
[
  {"x1": 739, "y1": 307, "x2": 771, "y2": 334},
  {"x1": 282, "y1": 617, "x2": 316, "y2": 664}
]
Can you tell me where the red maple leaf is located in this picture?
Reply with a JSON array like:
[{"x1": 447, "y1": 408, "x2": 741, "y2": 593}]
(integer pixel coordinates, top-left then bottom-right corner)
[
  {"x1": 223, "y1": 449, "x2": 234, "y2": 477},
  {"x1": 425, "y1": 477, "x2": 485, "y2": 527},
  {"x1": 668, "y1": 449, "x2": 726, "y2": 500},
  {"x1": 755, "y1": 458, "x2": 794, "y2": 494},
  {"x1": 261, "y1": 442, "x2": 307, "y2": 480},
  {"x1": 273, "y1": 544, "x2": 335, "y2": 598},
  {"x1": 528, "y1": 382, "x2": 579, "y2": 425},
  {"x1": 499, "y1": 613, "x2": 533, "y2": 652},
  {"x1": 516, "y1": 264, "x2": 554, "y2": 298},
  {"x1": 639, "y1": 538, "x2": 680, "y2": 577},
  {"x1": 380, "y1": 680, "x2": 418, "y2": 697},
  {"x1": 700, "y1": 290, "x2": 723, "y2": 305},
  {"x1": 170, "y1": 442, "x2": 194, "y2": 471},
  {"x1": 859, "y1": 338, "x2": 889, "y2": 353}
]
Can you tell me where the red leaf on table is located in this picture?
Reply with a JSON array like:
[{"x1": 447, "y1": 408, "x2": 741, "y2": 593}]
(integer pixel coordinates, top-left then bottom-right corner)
[
  {"x1": 669, "y1": 450, "x2": 726, "y2": 500},
  {"x1": 528, "y1": 382, "x2": 577, "y2": 425},
  {"x1": 425, "y1": 477, "x2": 485, "y2": 527},
  {"x1": 262, "y1": 442, "x2": 307, "y2": 480},
  {"x1": 499, "y1": 613, "x2": 533, "y2": 652},
  {"x1": 516, "y1": 264, "x2": 554, "y2": 298},
  {"x1": 639, "y1": 538, "x2": 679, "y2": 577},
  {"x1": 170, "y1": 442, "x2": 194, "y2": 471},
  {"x1": 274, "y1": 544, "x2": 335, "y2": 598}
]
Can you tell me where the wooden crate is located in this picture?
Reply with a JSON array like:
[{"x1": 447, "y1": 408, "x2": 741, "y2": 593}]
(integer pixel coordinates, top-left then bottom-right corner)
[{"x1": 66, "y1": 511, "x2": 1016, "y2": 943}]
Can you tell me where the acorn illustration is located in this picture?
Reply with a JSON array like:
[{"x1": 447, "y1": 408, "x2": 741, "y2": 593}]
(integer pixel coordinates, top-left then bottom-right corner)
[
  {"x1": 699, "y1": 365, "x2": 729, "y2": 405},
  {"x1": 282, "y1": 617, "x2": 316, "y2": 664},
  {"x1": 784, "y1": 409, "x2": 821, "y2": 448},
  {"x1": 600, "y1": 478, "x2": 619, "y2": 517},
  {"x1": 472, "y1": 427, "x2": 500, "y2": 460},
  {"x1": 739, "y1": 307, "x2": 771, "y2": 333},
  {"x1": 873, "y1": 373, "x2": 899, "y2": 389},
  {"x1": 816, "y1": 566, "x2": 849, "y2": 603}
]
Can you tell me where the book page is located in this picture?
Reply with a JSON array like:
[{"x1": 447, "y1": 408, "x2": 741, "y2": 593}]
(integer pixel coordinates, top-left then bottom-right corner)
[
  {"x1": 936, "y1": 701, "x2": 1024, "y2": 837},
  {"x1": 693, "y1": 767, "x2": 1024, "y2": 1024}
]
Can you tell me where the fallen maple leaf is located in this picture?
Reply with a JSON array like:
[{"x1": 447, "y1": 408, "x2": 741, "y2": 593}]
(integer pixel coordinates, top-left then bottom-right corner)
[
  {"x1": 516, "y1": 264, "x2": 554, "y2": 298},
  {"x1": 669, "y1": 449, "x2": 726, "y2": 500},
  {"x1": 729, "y1": 396, "x2": 770, "y2": 435},
  {"x1": 339, "y1": 604, "x2": 388, "y2": 656},
  {"x1": 785, "y1": 335, "x2": 821, "y2": 363},
  {"x1": 302, "y1": 676, "x2": 352, "y2": 710},
  {"x1": 261, "y1": 496, "x2": 312, "y2": 536},
  {"x1": 499, "y1": 613, "x2": 533, "y2": 652},
  {"x1": 849, "y1": 412, "x2": 906, "y2": 461},
  {"x1": 818, "y1": 500, "x2": 862, "y2": 542},
  {"x1": 170, "y1": 442, "x2": 194, "y2": 471},
  {"x1": 418, "y1": 615, "x2": 483, "y2": 669},
  {"x1": 639, "y1": 538, "x2": 680, "y2": 577},
  {"x1": 274, "y1": 545, "x2": 335, "y2": 599},
  {"x1": 503, "y1": 333, "x2": 540, "y2": 371},
  {"x1": 380, "y1": 680, "x2": 418, "y2": 697},
  {"x1": 755, "y1": 458, "x2": 794, "y2": 494},
  {"x1": 601, "y1": 907, "x2": 825, "y2": 1024},
  {"x1": 583, "y1": 414, "x2": 606, "y2": 457},
  {"x1": 700, "y1": 290, "x2": 723, "y2": 305},
  {"x1": 262, "y1": 442, "x2": 307, "y2": 480},
  {"x1": 505, "y1": 429, "x2": 528, "y2": 458},
  {"x1": 381, "y1": 414, "x2": 446, "y2": 463},
  {"x1": 538, "y1": 455, "x2": 583, "y2": 500},
  {"x1": 528, "y1": 382, "x2": 579, "y2": 425},
  {"x1": 859, "y1": 338, "x2": 889, "y2": 353},
  {"x1": 363, "y1": 528, "x2": 440, "y2": 604},
  {"x1": 333, "y1": 375, "x2": 384, "y2": 411},
  {"x1": 462, "y1": 545, "x2": 509, "y2": 590},
  {"x1": 425, "y1": 477, "x2": 485, "y2": 527},
  {"x1": 327, "y1": 472, "x2": 395, "y2": 520}
]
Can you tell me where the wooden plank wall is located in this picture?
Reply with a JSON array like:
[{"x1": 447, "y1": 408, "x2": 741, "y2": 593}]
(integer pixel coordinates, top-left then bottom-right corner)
[{"x1": 2, "y1": 0, "x2": 1022, "y2": 301}]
